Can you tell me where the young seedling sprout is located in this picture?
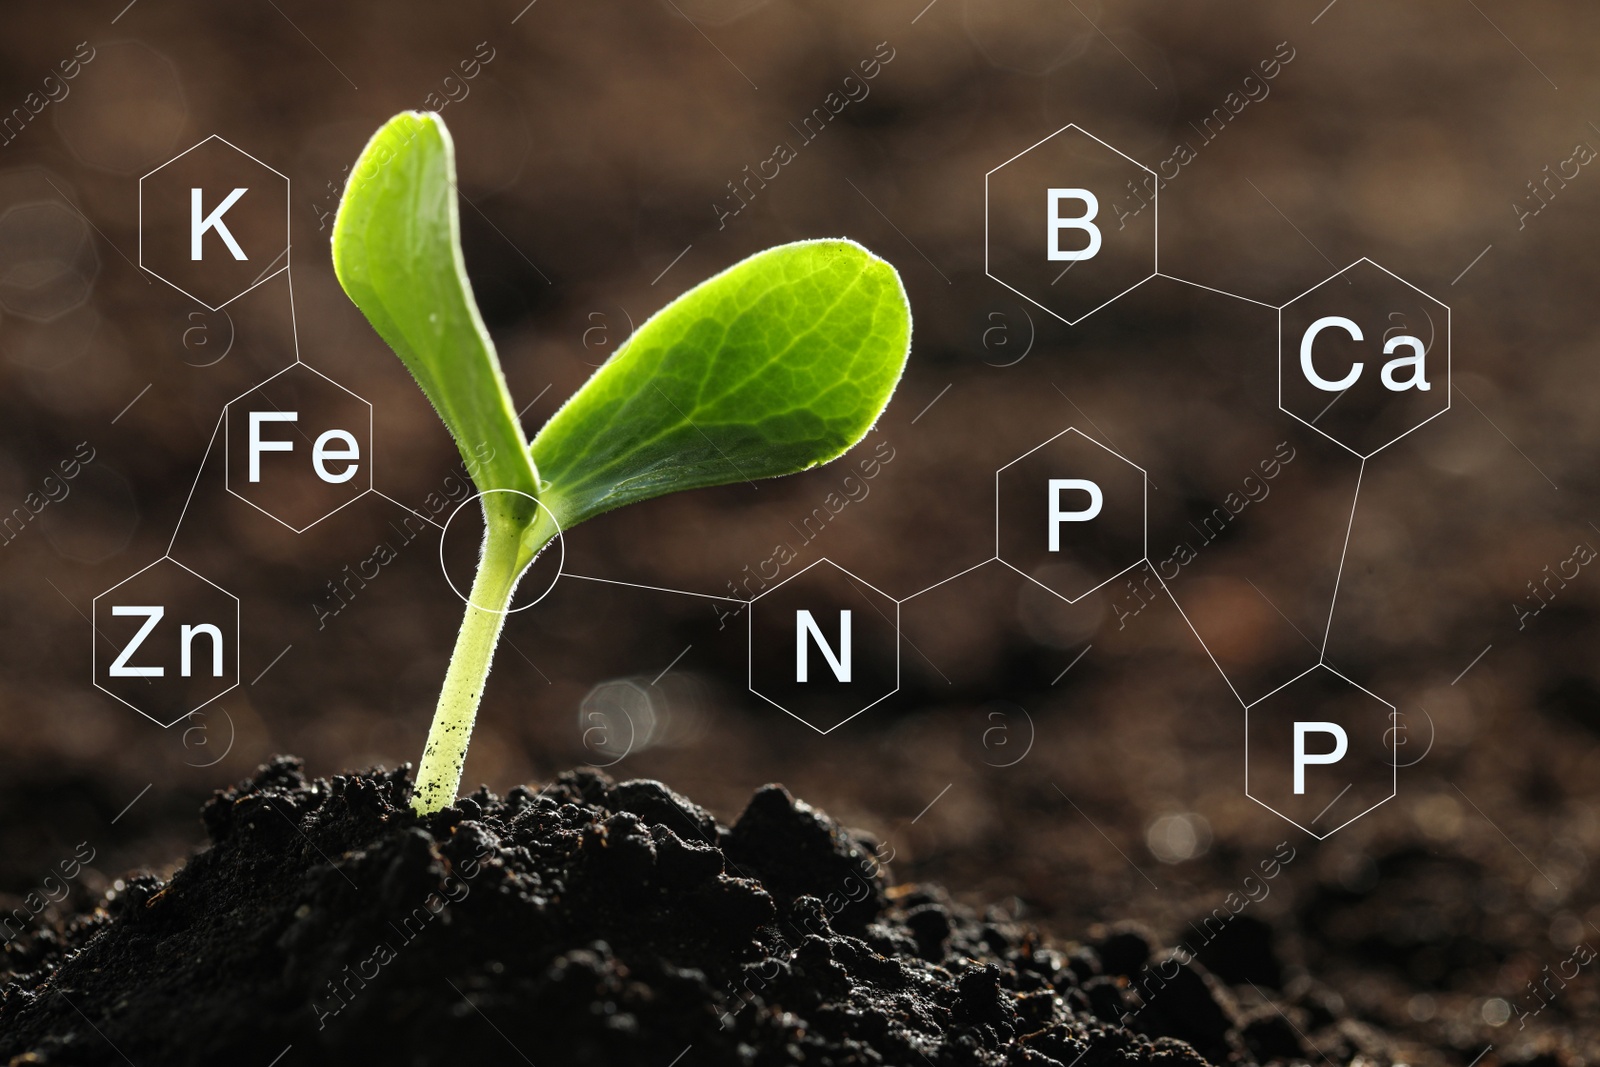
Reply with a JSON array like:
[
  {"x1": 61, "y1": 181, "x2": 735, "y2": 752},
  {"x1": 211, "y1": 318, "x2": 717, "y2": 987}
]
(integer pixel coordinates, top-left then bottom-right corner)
[{"x1": 332, "y1": 112, "x2": 912, "y2": 814}]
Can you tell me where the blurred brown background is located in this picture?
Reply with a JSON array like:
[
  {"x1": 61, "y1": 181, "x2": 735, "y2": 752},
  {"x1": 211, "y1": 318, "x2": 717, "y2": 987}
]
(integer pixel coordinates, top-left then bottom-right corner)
[{"x1": 2, "y1": 1, "x2": 1598, "y2": 1062}]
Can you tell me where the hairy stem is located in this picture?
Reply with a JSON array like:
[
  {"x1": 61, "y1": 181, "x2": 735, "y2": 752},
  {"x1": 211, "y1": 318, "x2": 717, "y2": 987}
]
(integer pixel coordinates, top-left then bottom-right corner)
[{"x1": 412, "y1": 503, "x2": 555, "y2": 814}]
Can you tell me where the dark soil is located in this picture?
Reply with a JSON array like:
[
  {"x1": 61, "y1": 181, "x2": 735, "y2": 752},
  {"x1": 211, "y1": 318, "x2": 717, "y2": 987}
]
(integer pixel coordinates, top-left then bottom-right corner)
[
  {"x1": 3, "y1": 4, "x2": 1599, "y2": 1067},
  {"x1": 1, "y1": 758, "x2": 1385, "y2": 1066}
]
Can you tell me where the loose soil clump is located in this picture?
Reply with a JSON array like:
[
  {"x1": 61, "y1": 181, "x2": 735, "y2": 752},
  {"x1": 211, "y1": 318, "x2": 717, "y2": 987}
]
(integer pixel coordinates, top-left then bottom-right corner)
[{"x1": 1, "y1": 758, "x2": 1393, "y2": 1065}]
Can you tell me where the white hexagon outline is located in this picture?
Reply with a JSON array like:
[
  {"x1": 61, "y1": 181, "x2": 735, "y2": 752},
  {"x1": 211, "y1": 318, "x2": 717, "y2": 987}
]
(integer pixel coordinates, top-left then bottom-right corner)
[
  {"x1": 747, "y1": 556, "x2": 900, "y2": 735},
  {"x1": 994, "y1": 426, "x2": 1149, "y2": 604},
  {"x1": 138, "y1": 134, "x2": 290, "y2": 311},
  {"x1": 1276, "y1": 257, "x2": 1452, "y2": 459},
  {"x1": 224, "y1": 361, "x2": 375, "y2": 533},
  {"x1": 91, "y1": 555, "x2": 240, "y2": 728},
  {"x1": 1244, "y1": 661, "x2": 1397, "y2": 839},
  {"x1": 985, "y1": 123, "x2": 1159, "y2": 326}
]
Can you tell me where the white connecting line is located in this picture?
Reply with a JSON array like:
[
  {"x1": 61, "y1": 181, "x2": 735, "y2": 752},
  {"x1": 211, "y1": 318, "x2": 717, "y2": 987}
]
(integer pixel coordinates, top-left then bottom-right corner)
[
  {"x1": 1150, "y1": 450, "x2": 1368, "y2": 708},
  {"x1": 1320, "y1": 457, "x2": 1366, "y2": 659},
  {"x1": 163, "y1": 258, "x2": 308, "y2": 559},
  {"x1": 1154, "y1": 563, "x2": 1248, "y2": 709},
  {"x1": 165, "y1": 409, "x2": 226, "y2": 558}
]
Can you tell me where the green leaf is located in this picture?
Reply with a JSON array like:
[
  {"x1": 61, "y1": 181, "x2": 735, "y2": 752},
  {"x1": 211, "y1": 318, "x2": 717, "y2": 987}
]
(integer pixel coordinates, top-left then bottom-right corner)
[
  {"x1": 532, "y1": 238, "x2": 911, "y2": 529},
  {"x1": 331, "y1": 111, "x2": 538, "y2": 504}
]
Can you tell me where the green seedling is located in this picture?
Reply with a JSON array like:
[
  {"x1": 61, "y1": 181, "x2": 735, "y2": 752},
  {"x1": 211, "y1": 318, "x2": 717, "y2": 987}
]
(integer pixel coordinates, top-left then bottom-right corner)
[{"x1": 332, "y1": 112, "x2": 912, "y2": 814}]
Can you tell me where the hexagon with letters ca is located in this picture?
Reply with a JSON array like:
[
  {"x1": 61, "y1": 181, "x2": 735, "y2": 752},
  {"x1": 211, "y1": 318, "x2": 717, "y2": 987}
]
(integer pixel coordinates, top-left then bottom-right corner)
[{"x1": 1278, "y1": 259, "x2": 1450, "y2": 458}]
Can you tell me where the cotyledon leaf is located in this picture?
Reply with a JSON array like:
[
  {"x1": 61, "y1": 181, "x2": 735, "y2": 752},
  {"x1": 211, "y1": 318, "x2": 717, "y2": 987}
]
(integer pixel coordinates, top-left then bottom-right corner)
[
  {"x1": 532, "y1": 238, "x2": 911, "y2": 530},
  {"x1": 331, "y1": 111, "x2": 538, "y2": 507}
]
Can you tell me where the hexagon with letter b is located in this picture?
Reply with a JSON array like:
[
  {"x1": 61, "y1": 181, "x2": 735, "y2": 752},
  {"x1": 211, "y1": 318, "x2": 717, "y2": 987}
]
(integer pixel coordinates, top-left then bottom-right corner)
[{"x1": 986, "y1": 124, "x2": 1157, "y2": 325}]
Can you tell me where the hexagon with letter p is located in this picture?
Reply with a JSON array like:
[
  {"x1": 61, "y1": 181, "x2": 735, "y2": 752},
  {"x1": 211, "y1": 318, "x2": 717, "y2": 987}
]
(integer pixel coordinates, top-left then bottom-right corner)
[
  {"x1": 996, "y1": 427, "x2": 1147, "y2": 602},
  {"x1": 140, "y1": 135, "x2": 288, "y2": 310},
  {"x1": 986, "y1": 124, "x2": 1156, "y2": 325},
  {"x1": 1245, "y1": 663, "x2": 1396, "y2": 839},
  {"x1": 1279, "y1": 259, "x2": 1449, "y2": 458}
]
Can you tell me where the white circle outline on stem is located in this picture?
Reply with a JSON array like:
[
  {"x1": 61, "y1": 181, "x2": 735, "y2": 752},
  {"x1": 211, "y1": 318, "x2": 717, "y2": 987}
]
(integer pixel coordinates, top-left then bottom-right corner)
[{"x1": 438, "y1": 488, "x2": 564, "y2": 614}]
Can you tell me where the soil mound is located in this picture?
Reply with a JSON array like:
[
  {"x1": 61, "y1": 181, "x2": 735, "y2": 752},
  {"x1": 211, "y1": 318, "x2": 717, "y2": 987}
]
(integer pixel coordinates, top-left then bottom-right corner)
[{"x1": 0, "y1": 758, "x2": 1388, "y2": 1065}]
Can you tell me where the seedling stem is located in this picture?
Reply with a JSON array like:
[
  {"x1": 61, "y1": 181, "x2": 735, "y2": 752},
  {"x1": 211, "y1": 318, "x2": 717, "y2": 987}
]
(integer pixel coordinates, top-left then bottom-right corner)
[{"x1": 414, "y1": 500, "x2": 555, "y2": 812}]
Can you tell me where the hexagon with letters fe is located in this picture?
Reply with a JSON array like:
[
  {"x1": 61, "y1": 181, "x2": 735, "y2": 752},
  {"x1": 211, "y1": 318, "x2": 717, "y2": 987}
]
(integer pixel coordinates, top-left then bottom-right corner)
[
  {"x1": 140, "y1": 135, "x2": 289, "y2": 310},
  {"x1": 1279, "y1": 259, "x2": 1450, "y2": 458},
  {"x1": 225, "y1": 363, "x2": 373, "y2": 532},
  {"x1": 748, "y1": 558, "x2": 899, "y2": 734},
  {"x1": 93, "y1": 557, "x2": 239, "y2": 728},
  {"x1": 986, "y1": 124, "x2": 1156, "y2": 325},
  {"x1": 997, "y1": 427, "x2": 1147, "y2": 603},
  {"x1": 1245, "y1": 663, "x2": 1396, "y2": 839}
]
